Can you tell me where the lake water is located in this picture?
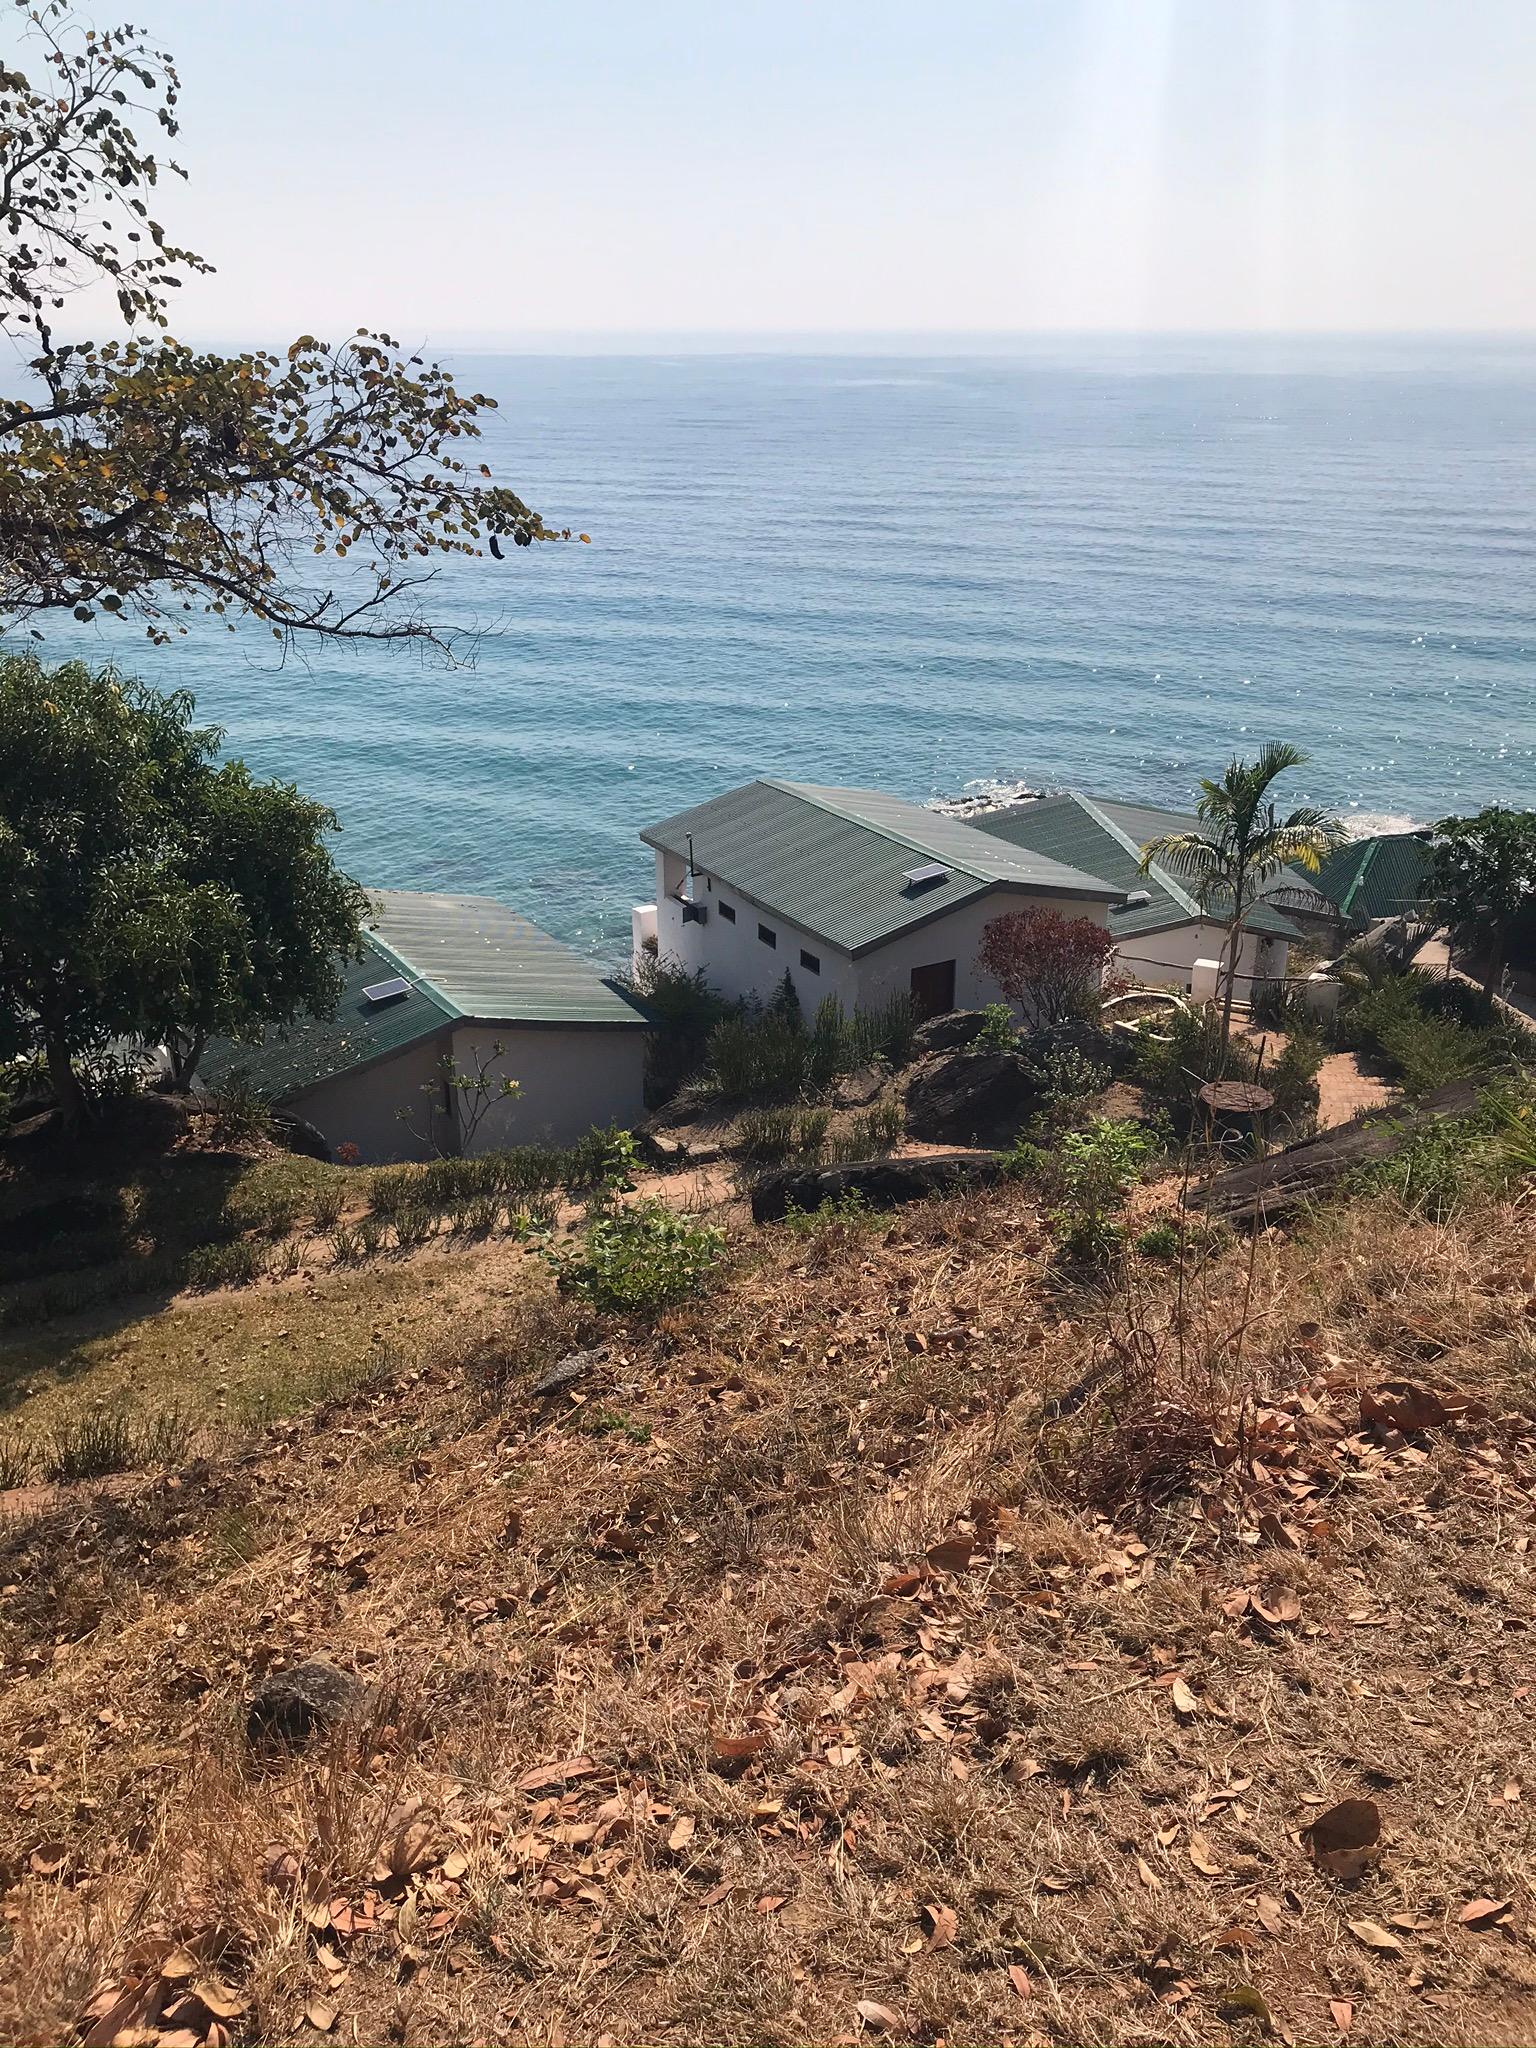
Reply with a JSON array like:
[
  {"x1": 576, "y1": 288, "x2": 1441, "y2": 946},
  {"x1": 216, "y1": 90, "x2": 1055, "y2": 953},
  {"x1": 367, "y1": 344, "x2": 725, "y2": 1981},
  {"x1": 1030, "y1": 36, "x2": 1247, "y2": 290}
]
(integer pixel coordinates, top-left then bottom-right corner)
[{"x1": 39, "y1": 336, "x2": 1536, "y2": 959}]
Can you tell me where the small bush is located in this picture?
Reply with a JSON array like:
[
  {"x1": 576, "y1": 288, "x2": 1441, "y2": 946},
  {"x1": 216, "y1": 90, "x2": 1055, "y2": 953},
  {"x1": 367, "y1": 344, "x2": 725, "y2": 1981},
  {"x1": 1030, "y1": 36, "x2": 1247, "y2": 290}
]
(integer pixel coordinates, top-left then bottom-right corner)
[
  {"x1": 310, "y1": 1183, "x2": 346, "y2": 1232},
  {"x1": 199, "y1": 1073, "x2": 273, "y2": 1147},
  {"x1": 1046, "y1": 1117, "x2": 1159, "y2": 1264},
  {"x1": 1034, "y1": 1045, "x2": 1111, "y2": 1106},
  {"x1": 272, "y1": 1236, "x2": 306, "y2": 1278},
  {"x1": 619, "y1": 954, "x2": 734, "y2": 1101},
  {"x1": 564, "y1": 1124, "x2": 640, "y2": 1193},
  {"x1": 738, "y1": 1107, "x2": 799, "y2": 1163},
  {"x1": 849, "y1": 991, "x2": 919, "y2": 1069},
  {"x1": 1135, "y1": 1220, "x2": 1182, "y2": 1261},
  {"x1": 508, "y1": 1189, "x2": 562, "y2": 1238},
  {"x1": 777, "y1": 1187, "x2": 875, "y2": 1238},
  {"x1": 184, "y1": 1238, "x2": 266, "y2": 1291},
  {"x1": 330, "y1": 1224, "x2": 365, "y2": 1267},
  {"x1": 795, "y1": 1106, "x2": 831, "y2": 1158},
  {"x1": 554, "y1": 1200, "x2": 726, "y2": 1315},
  {"x1": 47, "y1": 1405, "x2": 133, "y2": 1481},
  {"x1": 355, "y1": 1213, "x2": 388, "y2": 1255},
  {"x1": 368, "y1": 1165, "x2": 421, "y2": 1217},
  {"x1": 998, "y1": 1136, "x2": 1050, "y2": 1182},
  {"x1": 976, "y1": 1002, "x2": 1018, "y2": 1052},
  {"x1": 0, "y1": 1430, "x2": 33, "y2": 1488},
  {"x1": 393, "y1": 1204, "x2": 436, "y2": 1249}
]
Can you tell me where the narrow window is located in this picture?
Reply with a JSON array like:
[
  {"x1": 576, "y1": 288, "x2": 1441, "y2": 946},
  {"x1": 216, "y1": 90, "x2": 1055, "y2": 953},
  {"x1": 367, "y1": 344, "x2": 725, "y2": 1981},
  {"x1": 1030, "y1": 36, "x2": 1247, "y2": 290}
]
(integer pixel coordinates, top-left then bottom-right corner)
[
  {"x1": 800, "y1": 948, "x2": 820, "y2": 974},
  {"x1": 719, "y1": 901, "x2": 736, "y2": 923},
  {"x1": 758, "y1": 922, "x2": 776, "y2": 949}
]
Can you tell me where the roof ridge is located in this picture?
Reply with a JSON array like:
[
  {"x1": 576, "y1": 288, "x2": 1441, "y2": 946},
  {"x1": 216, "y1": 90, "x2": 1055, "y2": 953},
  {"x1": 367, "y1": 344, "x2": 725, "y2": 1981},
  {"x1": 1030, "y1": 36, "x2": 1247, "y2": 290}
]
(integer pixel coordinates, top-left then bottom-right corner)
[
  {"x1": 1070, "y1": 791, "x2": 1202, "y2": 919},
  {"x1": 1339, "y1": 836, "x2": 1380, "y2": 919},
  {"x1": 762, "y1": 778, "x2": 992, "y2": 883}
]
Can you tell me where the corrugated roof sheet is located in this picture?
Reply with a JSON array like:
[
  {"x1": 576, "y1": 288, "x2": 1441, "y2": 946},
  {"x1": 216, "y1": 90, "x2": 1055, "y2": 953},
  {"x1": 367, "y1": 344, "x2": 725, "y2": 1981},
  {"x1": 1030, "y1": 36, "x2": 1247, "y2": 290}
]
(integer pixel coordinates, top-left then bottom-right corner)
[
  {"x1": 973, "y1": 792, "x2": 1303, "y2": 942},
  {"x1": 1088, "y1": 794, "x2": 1311, "y2": 940},
  {"x1": 369, "y1": 891, "x2": 648, "y2": 1028},
  {"x1": 641, "y1": 780, "x2": 1120, "y2": 956},
  {"x1": 199, "y1": 933, "x2": 454, "y2": 1101},
  {"x1": 1314, "y1": 833, "x2": 1432, "y2": 927}
]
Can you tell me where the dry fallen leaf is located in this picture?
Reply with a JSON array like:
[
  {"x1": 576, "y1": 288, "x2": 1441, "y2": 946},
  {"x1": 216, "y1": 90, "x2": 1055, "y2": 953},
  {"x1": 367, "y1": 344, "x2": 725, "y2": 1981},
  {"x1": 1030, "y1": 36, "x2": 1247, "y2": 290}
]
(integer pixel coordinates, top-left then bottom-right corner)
[
  {"x1": 193, "y1": 1980, "x2": 247, "y2": 2022},
  {"x1": 1170, "y1": 1676, "x2": 1199, "y2": 1718},
  {"x1": 710, "y1": 1732, "x2": 770, "y2": 1764},
  {"x1": 1330, "y1": 1998, "x2": 1354, "y2": 2034},
  {"x1": 1136, "y1": 1855, "x2": 1162, "y2": 1890},
  {"x1": 159, "y1": 1950, "x2": 199, "y2": 1983},
  {"x1": 516, "y1": 1757, "x2": 596, "y2": 1792},
  {"x1": 668, "y1": 1815, "x2": 696, "y2": 1852},
  {"x1": 1459, "y1": 1897, "x2": 1513, "y2": 1929},
  {"x1": 1252, "y1": 1585, "x2": 1302, "y2": 1626},
  {"x1": 304, "y1": 2002, "x2": 338, "y2": 2033},
  {"x1": 1304, "y1": 1798, "x2": 1381, "y2": 1881},
  {"x1": 1007, "y1": 1962, "x2": 1032, "y2": 2000},
  {"x1": 855, "y1": 1999, "x2": 904, "y2": 2033},
  {"x1": 1255, "y1": 1893, "x2": 1286, "y2": 1935},
  {"x1": 27, "y1": 1841, "x2": 67, "y2": 1878},
  {"x1": 756, "y1": 1893, "x2": 789, "y2": 1914},
  {"x1": 440, "y1": 1850, "x2": 468, "y2": 1882},
  {"x1": 1348, "y1": 1919, "x2": 1405, "y2": 1954},
  {"x1": 1188, "y1": 1832, "x2": 1222, "y2": 1877},
  {"x1": 925, "y1": 1536, "x2": 975, "y2": 1575},
  {"x1": 921, "y1": 1901, "x2": 958, "y2": 1950}
]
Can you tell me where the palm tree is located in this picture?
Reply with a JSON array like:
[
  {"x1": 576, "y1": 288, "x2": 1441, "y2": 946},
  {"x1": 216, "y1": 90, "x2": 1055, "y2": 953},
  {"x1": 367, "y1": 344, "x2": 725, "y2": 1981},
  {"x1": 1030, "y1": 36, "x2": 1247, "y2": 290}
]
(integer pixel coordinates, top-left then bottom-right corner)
[{"x1": 1140, "y1": 742, "x2": 1343, "y2": 1049}]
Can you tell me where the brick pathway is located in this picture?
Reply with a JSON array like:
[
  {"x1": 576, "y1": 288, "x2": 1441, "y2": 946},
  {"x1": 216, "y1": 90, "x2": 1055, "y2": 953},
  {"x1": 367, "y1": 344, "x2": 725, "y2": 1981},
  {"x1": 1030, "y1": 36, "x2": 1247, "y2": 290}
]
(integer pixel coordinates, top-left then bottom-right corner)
[{"x1": 1315, "y1": 1050, "x2": 1395, "y2": 1129}]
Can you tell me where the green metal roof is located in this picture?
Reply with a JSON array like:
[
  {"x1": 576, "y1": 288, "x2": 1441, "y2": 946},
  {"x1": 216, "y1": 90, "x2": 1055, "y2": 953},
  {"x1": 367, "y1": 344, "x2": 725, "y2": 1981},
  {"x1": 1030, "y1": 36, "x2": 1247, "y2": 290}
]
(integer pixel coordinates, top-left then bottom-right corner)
[
  {"x1": 1313, "y1": 833, "x2": 1433, "y2": 929},
  {"x1": 198, "y1": 932, "x2": 454, "y2": 1100},
  {"x1": 641, "y1": 779, "x2": 1121, "y2": 957},
  {"x1": 974, "y1": 791, "x2": 1304, "y2": 942},
  {"x1": 369, "y1": 891, "x2": 648, "y2": 1028}
]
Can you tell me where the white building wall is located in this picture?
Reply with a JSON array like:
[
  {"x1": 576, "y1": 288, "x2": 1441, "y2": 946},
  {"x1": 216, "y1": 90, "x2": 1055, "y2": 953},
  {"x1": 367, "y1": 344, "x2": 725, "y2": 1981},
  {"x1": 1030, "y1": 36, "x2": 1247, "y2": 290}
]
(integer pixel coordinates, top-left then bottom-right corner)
[
  {"x1": 646, "y1": 852, "x2": 1112, "y2": 1016},
  {"x1": 449, "y1": 1026, "x2": 647, "y2": 1153},
  {"x1": 1114, "y1": 921, "x2": 1289, "y2": 996},
  {"x1": 288, "y1": 1034, "x2": 452, "y2": 1164}
]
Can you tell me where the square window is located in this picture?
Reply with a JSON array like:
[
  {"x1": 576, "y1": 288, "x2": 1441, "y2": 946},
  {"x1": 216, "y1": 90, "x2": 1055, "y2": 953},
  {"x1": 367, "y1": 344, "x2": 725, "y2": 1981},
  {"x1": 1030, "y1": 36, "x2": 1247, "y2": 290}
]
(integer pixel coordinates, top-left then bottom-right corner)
[
  {"x1": 719, "y1": 901, "x2": 736, "y2": 923},
  {"x1": 799, "y1": 949, "x2": 820, "y2": 974},
  {"x1": 758, "y1": 922, "x2": 776, "y2": 948}
]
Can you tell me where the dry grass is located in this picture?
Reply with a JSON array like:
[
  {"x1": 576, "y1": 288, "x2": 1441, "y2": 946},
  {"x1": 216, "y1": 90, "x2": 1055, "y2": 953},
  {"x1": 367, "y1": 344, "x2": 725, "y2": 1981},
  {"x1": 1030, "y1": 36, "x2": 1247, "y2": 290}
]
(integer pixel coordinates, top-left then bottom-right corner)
[{"x1": 1, "y1": 1180, "x2": 1534, "y2": 2046}]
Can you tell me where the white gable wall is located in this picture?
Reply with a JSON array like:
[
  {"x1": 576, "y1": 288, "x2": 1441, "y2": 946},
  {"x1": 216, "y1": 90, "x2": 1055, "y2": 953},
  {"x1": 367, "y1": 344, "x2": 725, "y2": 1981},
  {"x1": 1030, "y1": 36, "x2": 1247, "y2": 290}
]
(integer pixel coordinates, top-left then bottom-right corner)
[{"x1": 648, "y1": 851, "x2": 1113, "y2": 1017}]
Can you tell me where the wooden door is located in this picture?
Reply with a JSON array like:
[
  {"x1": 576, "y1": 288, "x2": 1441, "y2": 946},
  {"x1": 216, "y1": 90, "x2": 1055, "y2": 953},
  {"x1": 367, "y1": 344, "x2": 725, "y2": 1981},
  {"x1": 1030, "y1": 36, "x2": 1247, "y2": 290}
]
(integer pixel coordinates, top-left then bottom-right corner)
[{"x1": 909, "y1": 959, "x2": 957, "y2": 1019}]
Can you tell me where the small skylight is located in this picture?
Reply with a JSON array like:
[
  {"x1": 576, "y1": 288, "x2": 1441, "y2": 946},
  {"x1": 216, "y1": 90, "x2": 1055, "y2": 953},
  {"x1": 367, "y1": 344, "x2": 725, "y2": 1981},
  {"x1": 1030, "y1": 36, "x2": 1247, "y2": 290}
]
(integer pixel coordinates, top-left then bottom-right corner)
[
  {"x1": 363, "y1": 976, "x2": 411, "y2": 1004},
  {"x1": 903, "y1": 862, "x2": 950, "y2": 891}
]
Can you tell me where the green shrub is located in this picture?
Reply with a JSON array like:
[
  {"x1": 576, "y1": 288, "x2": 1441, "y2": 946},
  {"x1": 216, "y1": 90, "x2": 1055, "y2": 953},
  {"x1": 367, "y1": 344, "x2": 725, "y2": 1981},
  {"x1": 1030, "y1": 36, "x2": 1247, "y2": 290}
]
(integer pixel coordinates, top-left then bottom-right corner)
[
  {"x1": 184, "y1": 1237, "x2": 266, "y2": 1290},
  {"x1": 850, "y1": 991, "x2": 919, "y2": 1069},
  {"x1": 0, "y1": 1430, "x2": 33, "y2": 1488},
  {"x1": 795, "y1": 1106, "x2": 831, "y2": 1158},
  {"x1": 1135, "y1": 1220, "x2": 1182, "y2": 1261},
  {"x1": 310, "y1": 1183, "x2": 346, "y2": 1232},
  {"x1": 47, "y1": 1404, "x2": 133, "y2": 1481},
  {"x1": 619, "y1": 955, "x2": 735, "y2": 1101},
  {"x1": 998, "y1": 1136, "x2": 1049, "y2": 1182},
  {"x1": 393, "y1": 1204, "x2": 436, "y2": 1249},
  {"x1": 330, "y1": 1224, "x2": 365, "y2": 1266},
  {"x1": 508, "y1": 1189, "x2": 562, "y2": 1237},
  {"x1": 355, "y1": 1213, "x2": 388, "y2": 1255},
  {"x1": 1046, "y1": 1117, "x2": 1159, "y2": 1264},
  {"x1": 1034, "y1": 1045, "x2": 1111, "y2": 1105},
  {"x1": 778, "y1": 1187, "x2": 876, "y2": 1237},
  {"x1": 564, "y1": 1124, "x2": 640, "y2": 1193},
  {"x1": 199, "y1": 1073, "x2": 273, "y2": 1147},
  {"x1": 368, "y1": 1165, "x2": 421, "y2": 1218},
  {"x1": 554, "y1": 1200, "x2": 726, "y2": 1315},
  {"x1": 738, "y1": 1106, "x2": 799, "y2": 1163},
  {"x1": 976, "y1": 1002, "x2": 1018, "y2": 1052}
]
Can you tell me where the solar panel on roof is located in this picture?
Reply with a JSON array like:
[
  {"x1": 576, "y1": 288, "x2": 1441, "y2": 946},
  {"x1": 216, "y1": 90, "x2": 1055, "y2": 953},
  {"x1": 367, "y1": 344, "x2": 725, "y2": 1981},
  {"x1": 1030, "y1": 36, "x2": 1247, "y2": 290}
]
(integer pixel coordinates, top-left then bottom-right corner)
[
  {"x1": 363, "y1": 976, "x2": 411, "y2": 1004},
  {"x1": 903, "y1": 861, "x2": 950, "y2": 889}
]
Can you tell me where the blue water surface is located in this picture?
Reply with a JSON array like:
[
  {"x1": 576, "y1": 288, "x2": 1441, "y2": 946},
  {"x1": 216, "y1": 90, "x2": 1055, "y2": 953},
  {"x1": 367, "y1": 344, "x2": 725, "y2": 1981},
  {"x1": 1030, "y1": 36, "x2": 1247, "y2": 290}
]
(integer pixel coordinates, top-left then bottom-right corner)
[{"x1": 33, "y1": 336, "x2": 1536, "y2": 959}]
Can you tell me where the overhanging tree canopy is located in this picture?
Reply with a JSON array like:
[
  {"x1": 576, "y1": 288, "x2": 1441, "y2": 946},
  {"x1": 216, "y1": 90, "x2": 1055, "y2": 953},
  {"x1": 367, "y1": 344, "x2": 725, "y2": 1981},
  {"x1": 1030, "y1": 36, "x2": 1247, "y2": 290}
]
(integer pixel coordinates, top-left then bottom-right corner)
[
  {"x1": 0, "y1": 0, "x2": 577, "y2": 655},
  {"x1": 0, "y1": 653, "x2": 369, "y2": 1122}
]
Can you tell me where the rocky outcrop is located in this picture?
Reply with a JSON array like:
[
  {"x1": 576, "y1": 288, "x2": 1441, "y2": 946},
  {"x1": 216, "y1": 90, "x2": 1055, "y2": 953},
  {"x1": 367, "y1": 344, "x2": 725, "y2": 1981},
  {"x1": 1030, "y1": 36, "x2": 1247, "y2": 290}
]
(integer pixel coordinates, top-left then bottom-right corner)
[
  {"x1": 910, "y1": 1010, "x2": 991, "y2": 1056},
  {"x1": 751, "y1": 1152, "x2": 1005, "y2": 1223},
  {"x1": 903, "y1": 1050, "x2": 1040, "y2": 1145}
]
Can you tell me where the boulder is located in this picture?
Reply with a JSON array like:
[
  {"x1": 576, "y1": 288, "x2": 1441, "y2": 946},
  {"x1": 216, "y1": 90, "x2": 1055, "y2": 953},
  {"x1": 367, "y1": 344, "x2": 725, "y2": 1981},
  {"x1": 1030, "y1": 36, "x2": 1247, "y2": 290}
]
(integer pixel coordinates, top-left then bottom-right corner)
[
  {"x1": 1023, "y1": 1018, "x2": 1128, "y2": 1076},
  {"x1": 910, "y1": 1009, "x2": 991, "y2": 1056},
  {"x1": 752, "y1": 1152, "x2": 1005, "y2": 1223},
  {"x1": 246, "y1": 1658, "x2": 369, "y2": 1748},
  {"x1": 833, "y1": 1063, "x2": 887, "y2": 1109},
  {"x1": 531, "y1": 1346, "x2": 607, "y2": 1399},
  {"x1": 904, "y1": 1050, "x2": 1041, "y2": 1145}
]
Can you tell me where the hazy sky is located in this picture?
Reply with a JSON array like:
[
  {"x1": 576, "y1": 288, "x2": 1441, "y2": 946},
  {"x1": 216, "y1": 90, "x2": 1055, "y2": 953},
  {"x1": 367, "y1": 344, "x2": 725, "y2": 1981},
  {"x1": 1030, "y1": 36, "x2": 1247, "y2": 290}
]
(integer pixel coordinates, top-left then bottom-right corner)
[{"x1": 48, "y1": 0, "x2": 1536, "y2": 343}]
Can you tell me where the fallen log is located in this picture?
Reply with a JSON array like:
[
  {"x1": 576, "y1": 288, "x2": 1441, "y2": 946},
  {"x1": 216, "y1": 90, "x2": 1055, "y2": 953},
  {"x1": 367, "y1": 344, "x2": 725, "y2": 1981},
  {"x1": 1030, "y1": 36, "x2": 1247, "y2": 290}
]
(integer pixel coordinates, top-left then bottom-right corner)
[
  {"x1": 751, "y1": 1152, "x2": 1005, "y2": 1224},
  {"x1": 1187, "y1": 1078, "x2": 1482, "y2": 1224}
]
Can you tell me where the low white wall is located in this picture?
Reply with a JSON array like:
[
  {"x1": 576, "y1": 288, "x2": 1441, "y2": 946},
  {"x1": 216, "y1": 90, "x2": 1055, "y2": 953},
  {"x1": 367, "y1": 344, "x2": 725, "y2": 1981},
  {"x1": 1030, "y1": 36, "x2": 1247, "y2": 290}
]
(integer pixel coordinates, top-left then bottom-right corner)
[
  {"x1": 449, "y1": 1026, "x2": 647, "y2": 1153},
  {"x1": 1116, "y1": 921, "x2": 1287, "y2": 996},
  {"x1": 289, "y1": 1034, "x2": 452, "y2": 1164}
]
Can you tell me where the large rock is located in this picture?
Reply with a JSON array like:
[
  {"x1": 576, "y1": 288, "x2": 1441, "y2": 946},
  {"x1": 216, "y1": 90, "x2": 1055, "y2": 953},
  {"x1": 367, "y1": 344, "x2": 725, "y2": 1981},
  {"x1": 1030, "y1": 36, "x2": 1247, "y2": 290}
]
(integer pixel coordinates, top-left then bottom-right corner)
[
  {"x1": 904, "y1": 1050, "x2": 1041, "y2": 1145},
  {"x1": 833, "y1": 1064, "x2": 887, "y2": 1109},
  {"x1": 911, "y1": 1010, "x2": 992, "y2": 1056},
  {"x1": 246, "y1": 1658, "x2": 369, "y2": 1748},
  {"x1": 1023, "y1": 1018, "x2": 1129, "y2": 1077},
  {"x1": 752, "y1": 1153, "x2": 1005, "y2": 1223}
]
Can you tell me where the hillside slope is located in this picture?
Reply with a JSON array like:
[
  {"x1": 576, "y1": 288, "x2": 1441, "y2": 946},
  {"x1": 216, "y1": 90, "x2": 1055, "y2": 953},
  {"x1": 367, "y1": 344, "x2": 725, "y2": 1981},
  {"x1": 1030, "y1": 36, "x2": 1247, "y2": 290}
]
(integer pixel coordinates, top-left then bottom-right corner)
[{"x1": 2, "y1": 1180, "x2": 1535, "y2": 2047}]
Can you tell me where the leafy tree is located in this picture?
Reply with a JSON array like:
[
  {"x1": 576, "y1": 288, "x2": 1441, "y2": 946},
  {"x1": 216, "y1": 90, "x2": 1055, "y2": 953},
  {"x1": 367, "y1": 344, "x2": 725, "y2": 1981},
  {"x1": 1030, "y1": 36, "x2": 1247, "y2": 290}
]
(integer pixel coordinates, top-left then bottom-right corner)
[
  {"x1": 1428, "y1": 806, "x2": 1536, "y2": 995},
  {"x1": 0, "y1": 1, "x2": 577, "y2": 656},
  {"x1": 0, "y1": 653, "x2": 366, "y2": 1123},
  {"x1": 1138, "y1": 742, "x2": 1342, "y2": 1048},
  {"x1": 977, "y1": 906, "x2": 1119, "y2": 1027}
]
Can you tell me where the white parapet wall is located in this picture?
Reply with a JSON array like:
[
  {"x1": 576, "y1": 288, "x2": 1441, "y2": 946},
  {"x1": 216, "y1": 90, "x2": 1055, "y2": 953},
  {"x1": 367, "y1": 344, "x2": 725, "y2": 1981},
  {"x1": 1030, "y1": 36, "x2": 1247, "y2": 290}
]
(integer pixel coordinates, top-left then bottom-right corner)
[{"x1": 632, "y1": 902, "x2": 658, "y2": 968}]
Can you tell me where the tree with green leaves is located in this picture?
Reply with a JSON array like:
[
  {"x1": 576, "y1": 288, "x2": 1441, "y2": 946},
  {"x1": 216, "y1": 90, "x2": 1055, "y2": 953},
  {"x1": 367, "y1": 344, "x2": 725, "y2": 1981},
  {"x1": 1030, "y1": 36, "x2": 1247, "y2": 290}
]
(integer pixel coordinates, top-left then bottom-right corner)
[
  {"x1": 0, "y1": 2, "x2": 579, "y2": 657},
  {"x1": 1428, "y1": 806, "x2": 1536, "y2": 996},
  {"x1": 0, "y1": 653, "x2": 368, "y2": 1124},
  {"x1": 1139, "y1": 742, "x2": 1343, "y2": 1049}
]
